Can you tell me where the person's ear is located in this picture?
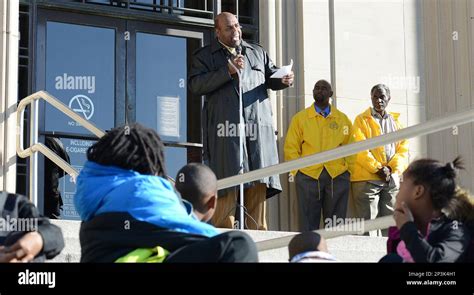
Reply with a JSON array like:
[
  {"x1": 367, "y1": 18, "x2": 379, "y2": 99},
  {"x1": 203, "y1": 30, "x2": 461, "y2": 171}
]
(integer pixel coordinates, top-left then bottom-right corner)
[
  {"x1": 207, "y1": 195, "x2": 217, "y2": 210},
  {"x1": 413, "y1": 184, "x2": 425, "y2": 200},
  {"x1": 329, "y1": 90, "x2": 334, "y2": 98}
]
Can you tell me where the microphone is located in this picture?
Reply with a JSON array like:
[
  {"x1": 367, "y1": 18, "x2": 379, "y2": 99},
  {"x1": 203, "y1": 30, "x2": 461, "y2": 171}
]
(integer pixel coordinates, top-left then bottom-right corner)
[
  {"x1": 236, "y1": 45, "x2": 242, "y2": 56},
  {"x1": 227, "y1": 43, "x2": 243, "y2": 76}
]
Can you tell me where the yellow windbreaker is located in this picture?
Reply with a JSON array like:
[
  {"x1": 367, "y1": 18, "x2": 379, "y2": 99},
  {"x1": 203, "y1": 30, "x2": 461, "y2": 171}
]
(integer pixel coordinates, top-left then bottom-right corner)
[
  {"x1": 284, "y1": 104, "x2": 353, "y2": 179},
  {"x1": 350, "y1": 108, "x2": 409, "y2": 182}
]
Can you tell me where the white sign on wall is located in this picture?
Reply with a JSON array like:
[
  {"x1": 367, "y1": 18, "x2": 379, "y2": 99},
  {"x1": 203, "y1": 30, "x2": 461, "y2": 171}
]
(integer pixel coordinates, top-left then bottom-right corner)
[{"x1": 157, "y1": 96, "x2": 180, "y2": 138}]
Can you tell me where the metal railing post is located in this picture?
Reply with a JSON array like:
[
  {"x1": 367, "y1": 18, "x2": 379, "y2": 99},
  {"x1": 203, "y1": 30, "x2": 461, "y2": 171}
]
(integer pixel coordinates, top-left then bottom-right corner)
[
  {"x1": 217, "y1": 108, "x2": 474, "y2": 191},
  {"x1": 17, "y1": 91, "x2": 106, "y2": 205},
  {"x1": 15, "y1": 90, "x2": 474, "y2": 253},
  {"x1": 29, "y1": 98, "x2": 39, "y2": 208}
]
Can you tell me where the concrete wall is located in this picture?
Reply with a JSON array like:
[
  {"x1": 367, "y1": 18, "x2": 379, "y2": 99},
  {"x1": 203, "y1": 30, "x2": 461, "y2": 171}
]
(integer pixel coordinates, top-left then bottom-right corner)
[
  {"x1": 422, "y1": 0, "x2": 474, "y2": 191},
  {"x1": 263, "y1": 0, "x2": 474, "y2": 231},
  {"x1": 260, "y1": 0, "x2": 305, "y2": 231},
  {"x1": 333, "y1": 0, "x2": 427, "y2": 163},
  {"x1": 0, "y1": 0, "x2": 19, "y2": 193},
  {"x1": 263, "y1": 0, "x2": 429, "y2": 231}
]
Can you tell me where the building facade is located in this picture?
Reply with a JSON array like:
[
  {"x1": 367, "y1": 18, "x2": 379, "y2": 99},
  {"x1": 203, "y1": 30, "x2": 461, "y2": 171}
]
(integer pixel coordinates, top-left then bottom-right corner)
[{"x1": 0, "y1": 0, "x2": 473, "y2": 230}]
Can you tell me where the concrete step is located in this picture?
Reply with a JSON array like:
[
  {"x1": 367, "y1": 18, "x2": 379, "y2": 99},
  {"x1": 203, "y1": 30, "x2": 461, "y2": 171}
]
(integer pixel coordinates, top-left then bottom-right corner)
[
  {"x1": 245, "y1": 229, "x2": 387, "y2": 262},
  {"x1": 50, "y1": 220, "x2": 387, "y2": 262},
  {"x1": 50, "y1": 220, "x2": 81, "y2": 263}
]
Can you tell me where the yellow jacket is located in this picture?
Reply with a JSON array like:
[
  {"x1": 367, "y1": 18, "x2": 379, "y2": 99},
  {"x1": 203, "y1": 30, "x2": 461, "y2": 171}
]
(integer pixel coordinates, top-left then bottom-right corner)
[
  {"x1": 350, "y1": 108, "x2": 409, "y2": 182},
  {"x1": 284, "y1": 104, "x2": 353, "y2": 179}
]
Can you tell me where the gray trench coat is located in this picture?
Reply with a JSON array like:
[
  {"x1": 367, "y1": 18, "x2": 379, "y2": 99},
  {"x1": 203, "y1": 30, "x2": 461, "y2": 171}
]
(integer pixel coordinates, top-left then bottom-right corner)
[{"x1": 189, "y1": 39, "x2": 288, "y2": 198}]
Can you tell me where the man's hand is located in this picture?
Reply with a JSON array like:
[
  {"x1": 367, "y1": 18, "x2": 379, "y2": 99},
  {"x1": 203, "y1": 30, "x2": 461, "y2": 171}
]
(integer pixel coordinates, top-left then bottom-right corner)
[
  {"x1": 393, "y1": 202, "x2": 414, "y2": 229},
  {"x1": 282, "y1": 71, "x2": 294, "y2": 86},
  {"x1": 228, "y1": 54, "x2": 245, "y2": 75},
  {"x1": 0, "y1": 232, "x2": 43, "y2": 263},
  {"x1": 376, "y1": 166, "x2": 391, "y2": 182}
]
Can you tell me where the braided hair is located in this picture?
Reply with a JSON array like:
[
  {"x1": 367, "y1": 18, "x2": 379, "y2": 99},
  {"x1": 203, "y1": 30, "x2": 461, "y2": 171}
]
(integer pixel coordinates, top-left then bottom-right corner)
[
  {"x1": 405, "y1": 156, "x2": 464, "y2": 211},
  {"x1": 87, "y1": 123, "x2": 167, "y2": 177}
]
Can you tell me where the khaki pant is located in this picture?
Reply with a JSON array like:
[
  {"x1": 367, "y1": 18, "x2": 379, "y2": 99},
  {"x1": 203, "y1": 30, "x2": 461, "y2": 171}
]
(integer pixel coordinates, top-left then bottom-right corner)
[
  {"x1": 351, "y1": 180, "x2": 398, "y2": 236},
  {"x1": 211, "y1": 183, "x2": 267, "y2": 230}
]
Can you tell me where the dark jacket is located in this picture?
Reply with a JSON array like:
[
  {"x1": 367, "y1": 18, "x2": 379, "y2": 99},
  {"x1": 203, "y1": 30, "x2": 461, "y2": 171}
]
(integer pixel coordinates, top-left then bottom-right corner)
[
  {"x1": 189, "y1": 39, "x2": 288, "y2": 198},
  {"x1": 44, "y1": 137, "x2": 70, "y2": 219},
  {"x1": 0, "y1": 192, "x2": 64, "y2": 261},
  {"x1": 400, "y1": 215, "x2": 471, "y2": 263},
  {"x1": 79, "y1": 212, "x2": 209, "y2": 262}
]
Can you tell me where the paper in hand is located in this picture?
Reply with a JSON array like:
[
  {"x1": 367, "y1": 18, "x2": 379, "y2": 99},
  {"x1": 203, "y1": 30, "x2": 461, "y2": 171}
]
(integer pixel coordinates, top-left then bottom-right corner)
[{"x1": 270, "y1": 59, "x2": 293, "y2": 79}]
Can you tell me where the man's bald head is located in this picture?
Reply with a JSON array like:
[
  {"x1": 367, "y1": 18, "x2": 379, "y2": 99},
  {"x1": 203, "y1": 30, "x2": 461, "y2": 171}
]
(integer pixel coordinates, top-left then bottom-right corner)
[
  {"x1": 214, "y1": 12, "x2": 242, "y2": 48},
  {"x1": 313, "y1": 79, "x2": 333, "y2": 106},
  {"x1": 175, "y1": 163, "x2": 217, "y2": 213},
  {"x1": 214, "y1": 12, "x2": 236, "y2": 28},
  {"x1": 314, "y1": 80, "x2": 332, "y2": 92}
]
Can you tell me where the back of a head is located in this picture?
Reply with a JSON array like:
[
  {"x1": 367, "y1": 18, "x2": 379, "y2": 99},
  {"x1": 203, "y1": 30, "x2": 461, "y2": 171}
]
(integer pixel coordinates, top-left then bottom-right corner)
[
  {"x1": 288, "y1": 231, "x2": 325, "y2": 261},
  {"x1": 87, "y1": 123, "x2": 167, "y2": 177},
  {"x1": 406, "y1": 156, "x2": 465, "y2": 211},
  {"x1": 175, "y1": 163, "x2": 217, "y2": 211}
]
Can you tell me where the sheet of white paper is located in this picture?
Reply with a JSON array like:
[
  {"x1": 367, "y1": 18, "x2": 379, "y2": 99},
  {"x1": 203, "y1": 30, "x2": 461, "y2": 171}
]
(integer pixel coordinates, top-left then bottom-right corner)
[
  {"x1": 157, "y1": 96, "x2": 180, "y2": 138},
  {"x1": 270, "y1": 59, "x2": 293, "y2": 78}
]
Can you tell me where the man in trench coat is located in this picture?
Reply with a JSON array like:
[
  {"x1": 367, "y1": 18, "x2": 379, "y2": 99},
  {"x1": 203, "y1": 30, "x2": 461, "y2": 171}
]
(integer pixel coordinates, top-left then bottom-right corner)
[{"x1": 188, "y1": 12, "x2": 294, "y2": 230}]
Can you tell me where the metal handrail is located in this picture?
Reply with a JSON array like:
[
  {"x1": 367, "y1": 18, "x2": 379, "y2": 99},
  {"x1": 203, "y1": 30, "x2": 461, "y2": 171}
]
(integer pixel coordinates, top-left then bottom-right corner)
[
  {"x1": 16, "y1": 90, "x2": 105, "y2": 205},
  {"x1": 217, "y1": 108, "x2": 474, "y2": 191},
  {"x1": 15, "y1": 91, "x2": 474, "y2": 252},
  {"x1": 257, "y1": 216, "x2": 395, "y2": 252},
  {"x1": 240, "y1": 108, "x2": 474, "y2": 251}
]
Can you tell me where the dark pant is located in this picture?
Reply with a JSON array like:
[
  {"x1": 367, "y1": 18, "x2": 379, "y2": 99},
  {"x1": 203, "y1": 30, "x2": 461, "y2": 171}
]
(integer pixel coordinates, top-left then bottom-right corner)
[
  {"x1": 164, "y1": 231, "x2": 258, "y2": 263},
  {"x1": 295, "y1": 169, "x2": 350, "y2": 231}
]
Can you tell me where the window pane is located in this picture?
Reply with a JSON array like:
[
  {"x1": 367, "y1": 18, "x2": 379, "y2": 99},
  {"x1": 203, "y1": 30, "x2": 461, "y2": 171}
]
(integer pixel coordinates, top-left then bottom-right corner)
[
  {"x1": 58, "y1": 138, "x2": 96, "y2": 220},
  {"x1": 44, "y1": 22, "x2": 115, "y2": 135},
  {"x1": 221, "y1": 0, "x2": 237, "y2": 14},
  {"x1": 164, "y1": 147, "x2": 188, "y2": 180},
  {"x1": 135, "y1": 33, "x2": 187, "y2": 143},
  {"x1": 238, "y1": 0, "x2": 255, "y2": 17}
]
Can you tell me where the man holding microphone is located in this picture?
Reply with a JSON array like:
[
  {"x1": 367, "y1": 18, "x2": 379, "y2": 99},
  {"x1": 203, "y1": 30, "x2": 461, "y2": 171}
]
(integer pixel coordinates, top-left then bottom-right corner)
[{"x1": 188, "y1": 12, "x2": 294, "y2": 230}]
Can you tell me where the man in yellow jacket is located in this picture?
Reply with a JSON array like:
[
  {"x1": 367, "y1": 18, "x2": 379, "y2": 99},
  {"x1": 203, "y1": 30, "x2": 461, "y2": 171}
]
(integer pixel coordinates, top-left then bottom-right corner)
[
  {"x1": 284, "y1": 80, "x2": 352, "y2": 231},
  {"x1": 351, "y1": 84, "x2": 409, "y2": 235}
]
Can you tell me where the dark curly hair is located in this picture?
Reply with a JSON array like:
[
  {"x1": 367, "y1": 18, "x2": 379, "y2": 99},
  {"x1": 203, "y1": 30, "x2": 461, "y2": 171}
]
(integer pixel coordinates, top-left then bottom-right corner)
[
  {"x1": 87, "y1": 123, "x2": 167, "y2": 177},
  {"x1": 405, "y1": 156, "x2": 464, "y2": 210}
]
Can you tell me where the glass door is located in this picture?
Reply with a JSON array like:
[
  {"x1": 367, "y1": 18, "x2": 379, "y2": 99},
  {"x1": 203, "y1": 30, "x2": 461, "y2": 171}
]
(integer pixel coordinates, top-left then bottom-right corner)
[
  {"x1": 36, "y1": 11, "x2": 126, "y2": 219},
  {"x1": 127, "y1": 21, "x2": 208, "y2": 179},
  {"x1": 35, "y1": 11, "x2": 209, "y2": 219}
]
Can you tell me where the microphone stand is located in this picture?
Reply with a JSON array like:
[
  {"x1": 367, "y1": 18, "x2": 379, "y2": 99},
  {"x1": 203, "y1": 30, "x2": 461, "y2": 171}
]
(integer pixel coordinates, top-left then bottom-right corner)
[{"x1": 227, "y1": 53, "x2": 245, "y2": 230}]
